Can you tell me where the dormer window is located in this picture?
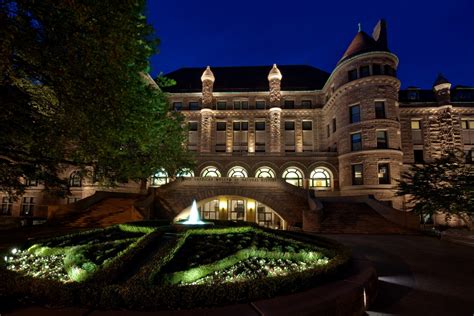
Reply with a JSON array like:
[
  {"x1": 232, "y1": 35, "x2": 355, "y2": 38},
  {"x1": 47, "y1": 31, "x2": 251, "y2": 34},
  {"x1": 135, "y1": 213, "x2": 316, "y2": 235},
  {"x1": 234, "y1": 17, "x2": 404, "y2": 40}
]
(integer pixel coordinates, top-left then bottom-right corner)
[
  {"x1": 407, "y1": 90, "x2": 419, "y2": 101},
  {"x1": 348, "y1": 69, "x2": 358, "y2": 81}
]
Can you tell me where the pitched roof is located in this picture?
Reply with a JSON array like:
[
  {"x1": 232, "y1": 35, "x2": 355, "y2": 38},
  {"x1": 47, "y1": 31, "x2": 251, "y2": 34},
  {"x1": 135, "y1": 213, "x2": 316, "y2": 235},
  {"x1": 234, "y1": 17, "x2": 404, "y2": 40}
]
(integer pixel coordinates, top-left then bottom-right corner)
[
  {"x1": 340, "y1": 31, "x2": 379, "y2": 61},
  {"x1": 162, "y1": 65, "x2": 330, "y2": 93}
]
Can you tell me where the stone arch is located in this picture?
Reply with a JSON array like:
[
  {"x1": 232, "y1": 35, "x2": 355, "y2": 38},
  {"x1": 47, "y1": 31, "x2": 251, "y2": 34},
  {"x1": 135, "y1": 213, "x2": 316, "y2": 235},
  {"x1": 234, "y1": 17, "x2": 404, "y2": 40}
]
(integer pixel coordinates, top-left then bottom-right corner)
[
  {"x1": 223, "y1": 161, "x2": 252, "y2": 177},
  {"x1": 249, "y1": 161, "x2": 280, "y2": 177},
  {"x1": 307, "y1": 161, "x2": 339, "y2": 179},
  {"x1": 196, "y1": 161, "x2": 225, "y2": 177},
  {"x1": 279, "y1": 161, "x2": 309, "y2": 178}
]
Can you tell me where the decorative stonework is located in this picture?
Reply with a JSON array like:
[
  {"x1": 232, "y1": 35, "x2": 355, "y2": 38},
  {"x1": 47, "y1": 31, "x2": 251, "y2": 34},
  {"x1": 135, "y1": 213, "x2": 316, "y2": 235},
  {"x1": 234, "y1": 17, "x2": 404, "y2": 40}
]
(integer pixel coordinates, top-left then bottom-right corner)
[
  {"x1": 269, "y1": 107, "x2": 282, "y2": 153},
  {"x1": 201, "y1": 66, "x2": 215, "y2": 107},
  {"x1": 200, "y1": 109, "x2": 213, "y2": 152},
  {"x1": 428, "y1": 106, "x2": 463, "y2": 159},
  {"x1": 268, "y1": 64, "x2": 282, "y2": 106}
]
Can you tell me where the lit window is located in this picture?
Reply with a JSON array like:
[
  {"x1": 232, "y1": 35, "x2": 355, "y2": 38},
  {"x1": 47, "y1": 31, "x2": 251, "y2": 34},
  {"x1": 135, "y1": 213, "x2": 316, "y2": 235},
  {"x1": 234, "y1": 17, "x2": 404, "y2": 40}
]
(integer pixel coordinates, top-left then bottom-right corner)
[
  {"x1": 21, "y1": 197, "x2": 35, "y2": 216},
  {"x1": 216, "y1": 122, "x2": 226, "y2": 131},
  {"x1": 310, "y1": 168, "x2": 331, "y2": 189},
  {"x1": 411, "y1": 120, "x2": 421, "y2": 130},
  {"x1": 407, "y1": 90, "x2": 419, "y2": 101},
  {"x1": 351, "y1": 132, "x2": 362, "y2": 151},
  {"x1": 350, "y1": 104, "x2": 360, "y2": 123},
  {"x1": 151, "y1": 169, "x2": 168, "y2": 187},
  {"x1": 414, "y1": 150, "x2": 424, "y2": 163},
  {"x1": 282, "y1": 167, "x2": 304, "y2": 187},
  {"x1": 255, "y1": 167, "x2": 276, "y2": 178},
  {"x1": 352, "y1": 164, "x2": 363, "y2": 185},
  {"x1": 200, "y1": 166, "x2": 221, "y2": 177},
  {"x1": 461, "y1": 119, "x2": 474, "y2": 129},
  {"x1": 227, "y1": 166, "x2": 248, "y2": 178},
  {"x1": 69, "y1": 171, "x2": 82, "y2": 187},
  {"x1": 378, "y1": 163, "x2": 390, "y2": 184},
  {"x1": 176, "y1": 168, "x2": 194, "y2": 177}
]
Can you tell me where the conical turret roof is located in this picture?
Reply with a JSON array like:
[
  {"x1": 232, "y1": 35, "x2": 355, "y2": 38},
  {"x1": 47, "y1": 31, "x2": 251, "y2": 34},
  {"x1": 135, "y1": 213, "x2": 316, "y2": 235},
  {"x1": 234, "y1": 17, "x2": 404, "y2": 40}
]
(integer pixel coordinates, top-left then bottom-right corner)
[
  {"x1": 433, "y1": 73, "x2": 450, "y2": 87},
  {"x1": 201, "y1": 66, "x2": 215, "y2": 82},
  {"x1": 268, "y1": 64, "x2": 283, "y2": 81},
  {"x1": 340, "y1": 31, "x2": 378, "y2": 61}
]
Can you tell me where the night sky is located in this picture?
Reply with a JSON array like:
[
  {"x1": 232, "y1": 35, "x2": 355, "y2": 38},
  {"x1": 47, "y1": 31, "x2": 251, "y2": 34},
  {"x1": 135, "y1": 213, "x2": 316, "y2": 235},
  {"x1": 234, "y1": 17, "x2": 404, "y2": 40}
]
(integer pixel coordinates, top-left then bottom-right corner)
[{"x1": 147, "y1": 0, "x2": 474, "y2": 89}]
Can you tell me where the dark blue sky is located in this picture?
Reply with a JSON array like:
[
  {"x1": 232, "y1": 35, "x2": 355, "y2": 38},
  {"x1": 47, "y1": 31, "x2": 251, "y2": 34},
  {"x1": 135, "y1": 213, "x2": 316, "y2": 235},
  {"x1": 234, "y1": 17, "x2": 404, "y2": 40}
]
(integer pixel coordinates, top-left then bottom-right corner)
[{"x1": 147, "y1": 0, "x2": 474, "y2": 89}]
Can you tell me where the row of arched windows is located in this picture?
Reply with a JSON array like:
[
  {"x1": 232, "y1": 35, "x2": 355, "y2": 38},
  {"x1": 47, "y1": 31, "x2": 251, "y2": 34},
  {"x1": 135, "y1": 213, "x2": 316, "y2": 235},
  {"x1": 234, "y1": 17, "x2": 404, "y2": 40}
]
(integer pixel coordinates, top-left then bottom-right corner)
[{"x1": 151, "y1": 166, "x2": 333, "y2": 189}]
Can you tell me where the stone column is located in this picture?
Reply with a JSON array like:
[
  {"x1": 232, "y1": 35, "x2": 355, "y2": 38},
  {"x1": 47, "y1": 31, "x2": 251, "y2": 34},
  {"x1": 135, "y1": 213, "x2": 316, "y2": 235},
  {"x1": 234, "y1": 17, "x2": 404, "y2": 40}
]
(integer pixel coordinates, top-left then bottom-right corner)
[
  {"x1": 268, "y1": 64, "x2": 283, "y2": 153},
  {"x1": 200, "y1": 109, "x2": 213, "y2": 153}
]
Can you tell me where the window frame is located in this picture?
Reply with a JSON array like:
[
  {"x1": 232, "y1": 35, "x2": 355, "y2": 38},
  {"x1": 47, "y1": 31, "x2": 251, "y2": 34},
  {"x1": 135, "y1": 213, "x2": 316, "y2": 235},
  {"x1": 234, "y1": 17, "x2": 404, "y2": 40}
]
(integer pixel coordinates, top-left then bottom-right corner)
[{"x1": 351, "y1": 132, "x2": 362, "y2": 151}]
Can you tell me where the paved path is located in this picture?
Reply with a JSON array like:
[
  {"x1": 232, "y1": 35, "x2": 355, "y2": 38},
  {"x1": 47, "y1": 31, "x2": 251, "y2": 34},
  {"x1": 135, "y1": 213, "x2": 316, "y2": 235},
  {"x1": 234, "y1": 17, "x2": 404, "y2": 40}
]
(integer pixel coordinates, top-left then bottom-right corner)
[{"x1": 322, "y1": 234, "x2": 474, "y2": 316}]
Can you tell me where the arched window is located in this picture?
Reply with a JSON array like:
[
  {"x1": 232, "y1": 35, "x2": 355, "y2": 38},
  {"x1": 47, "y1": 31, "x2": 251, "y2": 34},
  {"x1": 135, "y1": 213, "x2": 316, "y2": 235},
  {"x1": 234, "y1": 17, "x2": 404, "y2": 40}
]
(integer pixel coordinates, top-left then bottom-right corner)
[
  {"x1": 310, "y1": 168, "x2": 332, "y2": 189},
  {"x1": 282, "y1": 167, "x2": 304, "y2": 187},
  {"x1": 255, "y1": 166, "x2": 276, "y2": 178},
  {"x1": 69, "y1": 171, "x2": 82, "y2": 187},
  {"x1": 227, "y1": 166, "x2": 248, "y2": 178},
  {"x1": 151, "y1": 169, "x2": 169, "y2": 187},
  {"x1": 176, "y1": 168, "x2": 194, "y2": 177},
  {"x1": 200, "y1": 166, "x2": 221, "y2": 177}
]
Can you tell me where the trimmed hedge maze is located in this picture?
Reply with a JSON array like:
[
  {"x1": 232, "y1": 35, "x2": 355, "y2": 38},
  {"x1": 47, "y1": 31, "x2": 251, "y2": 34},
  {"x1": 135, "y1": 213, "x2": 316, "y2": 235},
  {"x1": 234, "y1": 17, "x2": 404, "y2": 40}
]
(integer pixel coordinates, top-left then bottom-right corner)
[{"x1": 0, "y1": 222, "x2": 350, "y2": 310}]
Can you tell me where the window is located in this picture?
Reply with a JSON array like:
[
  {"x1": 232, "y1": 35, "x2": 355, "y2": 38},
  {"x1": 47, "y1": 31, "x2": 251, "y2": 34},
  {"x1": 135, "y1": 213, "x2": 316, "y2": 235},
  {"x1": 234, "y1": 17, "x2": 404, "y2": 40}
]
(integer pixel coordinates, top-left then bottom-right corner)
[
  {"x1": 378, "y1": 163, "x2": 390, "y2": 184},
  {"x1": 352, "y1": 164, "x2": 363, "y2": 185},
  {"x1": 284, "y1": 100, "x2": 295, "y2": 109},
  {"x1": 302, "y1": 121, "x2": 312, "y2": 130},
  {"x1": 227, "y1": 166, "x2": 248, "y2": 178},
  {"x1": 407, "y1": 90, "x2": 419, "y2": 101},
  {"x1": 216, "y1": 122, "x2": 226, "y2": 131},
  {"x1": 309, "y1": 168, "x2": 331, "y2": 189},
  {"x1": 255, "y1": 166, "x2": 275, "y2": 178},
  {"x1": 461, "y1": 119, "x2": 474, "y2": 129},
  {"x1": 255, "y1": 121, "x2": 266, "y2": 152},
  {"x1": 25, "y1": 178, "x2": 38, "y2": 187},
  {"x1": 384, "y1": 65, "x2": 396, "y2": 77},
  {"x1": 1, "y1": 197, "x2": 13, "y2": 215},
  {"x1": 326, "y1": 124, "x2": 330, "y2": 137},
  {"x1": 285, "y1": 121, "x2": 295, "y2": 130},
  {"x1": 69, "y1": 171, "x2": 82, "y2": 187},
  {"x1": 189, "y1": 102, "x2": 200, "y2": 111},
  {"x1": 348, "y1": 69, "x2": 358, "y2": 81},
  {"x1": 284, "y1": 121, "x2": 295, "y2": 151},
  {"x1": 176, "y1": 168, "x2": 194, "y2": 177},
  {"x1": 350, "y1": 104, "x2": 361, "y2": 123},
  {"x1": 375, "y1": 101, "x2": 386, "y2": 119},
  {"x1": 351, "y1": 132, "x2": 362, "y2": 151},
  {"x1": 301, "y1": 100, "x2": 312, "y2": 108},
  {"x1": 229, "y1": 199, "x2": 245, "y2": 221},
  {"x1": 377, "y1": 131, "x2": 388, "y2": 149},
  {"x1": 173, "y1": 102, "x2": 182, "y2": 111},
  {"x1": 359, "y1": 65, "x2": 370, "y2": 78},
  {"x1": 411, "y1": 120, "x2": 421, "y2": 130},
  {"x1": 414, "y1": 150, "x2": 424, "y2": 163},
  {"x1": 233, "y1": 101, "x2": 248, "y2": 110},
  {"x1": 21, "y1": 197, "x2": 34, "y2": 216},
  {"x1": 200, "y1": 200, "x2": 219, "y2": 220},
  {"x1": 256, "y1": 100, "x2": 266, "y2": 110},
  {"x1": 233, "y1": 121, "x2": 248, "y2": 152},
  {"x1": 282, "y1": 167, "x2": 304, "y2": 187},
  {"x1": 255, "y1": 121, "x2": 265, "y2": 131},
  {"x1": 372, "y1": 64, "x2": 381, "y2": 75},
  {"x1": 151, "y1": 169, "x2": 168, "y2": 187},
  {"x1": 200, "y1": 166, "x2": 221, "y2": 177},
  {"x1": 216, "y1": 101, "x2": 227, "y2": 110},
  {"x1": 332, "y1": 118, "x2": 336, "y2": 132},
  {"x1": 188, "y1": 122, "x2": 198, "y2": 131},
  {"x1": 465, "y1": 150, "x2": 473, "y2": 164}
]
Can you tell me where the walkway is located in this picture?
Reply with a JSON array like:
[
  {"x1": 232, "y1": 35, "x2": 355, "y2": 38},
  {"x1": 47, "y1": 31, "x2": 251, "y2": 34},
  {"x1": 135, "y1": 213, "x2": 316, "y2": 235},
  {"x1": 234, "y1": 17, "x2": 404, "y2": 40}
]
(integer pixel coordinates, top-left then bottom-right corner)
[{"x1": 322, "y1": 234, "x2": 474, "y2": 316}]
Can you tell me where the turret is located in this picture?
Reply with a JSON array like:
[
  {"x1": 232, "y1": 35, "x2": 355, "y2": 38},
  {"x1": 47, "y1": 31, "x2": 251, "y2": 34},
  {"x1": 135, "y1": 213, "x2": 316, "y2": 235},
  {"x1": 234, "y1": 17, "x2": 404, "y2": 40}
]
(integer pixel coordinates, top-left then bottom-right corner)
[
  {"x1": 268, "y1": 64, "x2": 282, "y2": 107},
  {"x1": 433, "y1": 73, "x2": 451, "y2": 106},
  {"x1": 201, "y1": 66, "x2": 215, "y2": 108}
]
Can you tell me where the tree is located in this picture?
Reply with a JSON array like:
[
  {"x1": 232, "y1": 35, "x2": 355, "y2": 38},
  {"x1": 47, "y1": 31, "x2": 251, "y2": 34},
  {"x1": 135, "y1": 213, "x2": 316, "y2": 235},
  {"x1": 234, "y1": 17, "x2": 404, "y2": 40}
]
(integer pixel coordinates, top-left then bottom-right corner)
[
  {"x1": 396, "y1": 150, "x2": 474, "y2": 229},
  {"x1": 0, "y1": 0, "x2": 193, "y2": 198}
]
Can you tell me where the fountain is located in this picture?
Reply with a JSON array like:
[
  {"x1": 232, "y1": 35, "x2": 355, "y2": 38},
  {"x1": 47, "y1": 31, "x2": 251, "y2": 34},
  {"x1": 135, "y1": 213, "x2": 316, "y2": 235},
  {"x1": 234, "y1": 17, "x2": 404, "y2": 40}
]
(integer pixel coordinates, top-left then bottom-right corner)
[{"x1": 182, "y1": 200, "x2": 206, "y2": 225}]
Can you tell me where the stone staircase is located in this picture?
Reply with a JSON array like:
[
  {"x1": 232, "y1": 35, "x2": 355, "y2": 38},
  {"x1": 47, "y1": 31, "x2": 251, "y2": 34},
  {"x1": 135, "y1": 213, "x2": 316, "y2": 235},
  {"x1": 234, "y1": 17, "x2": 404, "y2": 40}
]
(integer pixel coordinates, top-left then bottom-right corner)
[
  {"x1": 65, "y1": 196, "x2": 143, "y2": 228},
  {"x1": 318, "y1": 200, "x2": 415, "y2": 234}
]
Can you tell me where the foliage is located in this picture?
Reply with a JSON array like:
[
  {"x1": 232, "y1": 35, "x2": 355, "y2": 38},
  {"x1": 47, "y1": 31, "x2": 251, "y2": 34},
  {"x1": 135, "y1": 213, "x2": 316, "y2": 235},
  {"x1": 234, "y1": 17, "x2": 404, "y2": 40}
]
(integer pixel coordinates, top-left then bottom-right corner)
[
  {"x1": 396, "y1": 150, "x2": 474, "y2": 228},
  {"x1": 0, "y1": 0, "x2": 193, "y2": 198}
]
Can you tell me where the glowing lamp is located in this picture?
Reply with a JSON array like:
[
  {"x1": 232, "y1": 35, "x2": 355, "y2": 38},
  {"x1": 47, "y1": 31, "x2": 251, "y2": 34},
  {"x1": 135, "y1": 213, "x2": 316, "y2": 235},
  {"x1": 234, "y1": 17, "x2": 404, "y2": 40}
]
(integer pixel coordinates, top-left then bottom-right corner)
[
  {"x1": 247, "y1": 200, "x2": 255, "y2": 212},
  {"x1": 219, "y1": 200, "x2": 227, "y2": 211}
]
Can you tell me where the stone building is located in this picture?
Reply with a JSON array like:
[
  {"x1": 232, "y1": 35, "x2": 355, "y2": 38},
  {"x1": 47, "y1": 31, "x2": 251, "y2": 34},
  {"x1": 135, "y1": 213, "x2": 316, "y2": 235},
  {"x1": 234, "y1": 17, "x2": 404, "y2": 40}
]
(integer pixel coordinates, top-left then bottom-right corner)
[{"x1": 2, "y1": 20, "x2": 473, "y2": 230}]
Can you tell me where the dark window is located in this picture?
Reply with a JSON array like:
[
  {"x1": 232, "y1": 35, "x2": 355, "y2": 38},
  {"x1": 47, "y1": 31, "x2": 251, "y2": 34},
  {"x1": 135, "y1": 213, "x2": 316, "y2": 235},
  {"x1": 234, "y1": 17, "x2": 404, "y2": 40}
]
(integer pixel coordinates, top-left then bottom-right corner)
[
  {"x1": 217, "y1": 102, "x2": 227, "y2": 110},
  {"x1": 69, "y1": 172, "x2": 82, "y2": 187},
  {"x1": 352, "y1": 164, "x2": 363, "y2": 185},
  {"x1": 384, "y1": 65, "x2": 396, "y2": 77},
  {"x1": 301, "y1": 100, "x2": 312, "y2": 108},
  {"x1": 233, "y1": 121, "x2": 248, "y2": 131},
  {"x1": 233, "y1": 101, "x2": 241, "y2": 110},
  {"x1": 173, "y1": 102, "x2": 182, "y2": 111},
  {"x1": 407, "y1": 90, "x2": 419, "y2": 101},
  {"x1": 375, "y1": 101, "x2": 386, "y2": 119},
  {"x1": 302, "y1": 121, "x2": 312, "y2": 130},
  {"x1": 360, "y1": 66, "x2": 370, "y2": 78},
  {"x1": 188, "y1": 122, "x2": 198, "y2": 131},
  {"x1": 378, "y1": 163, "x2": 390, "y2": 184},
  {"x1": 1, "y1": 197, "x2": 12, "y2": 215},
  {"x1": 465, "y1": 150, "x2": 473, "y2": 164},
  {"x1": 284, "y1": 100, "x2": 295, "y2": 109},
  {"x1": 256, "y1": 101, "x2": 266, "y2": 109},
  {"x1": 21, "y1": 197, "x2": 34, "y2": 216},
  {"x1": 414, "y1": 150, "x2": 424, "y2": 163},
  {"x1": 216, "y1": 122, "x2": 226, "y2": 131},
  {"x1": 350, "y1": 105, "x2": 361, "y2": 123},
  {"x1": 241, "y1": 101, "x2": 249, "y2": 110},
  {"x1": 189, "y1": 102, "x2": 200, "y2": 111},
  {"x1": 372, "y1": 64, "x2": 382, "y2": 75},
  {"x1": 285, "y1": 121, "x2": 295, "y2": 130},
  {"x1": 255, "y1": 121, "x2": 265, "y2": 131},
  {"x1": 377, "y1": 131, "x2": 388, "y2": 149},
  {"x1": 351, "y1": 133, "x2": 362, "y2": 151},
  {"x1": 332, "y1": 118, "x2": 336, "y2": 132},
  {"x1": 348, "y1": 69, "x2": 358, "y2": 81},
  {"x1": 327, "y1": 124, "x2": 330, "y2": 137},
  {"x1": 25, "y1": 178, "x2": 37, "y2": 186}
]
